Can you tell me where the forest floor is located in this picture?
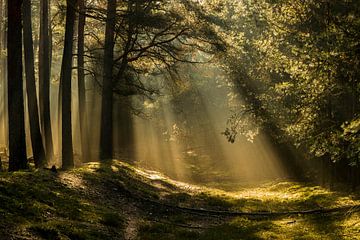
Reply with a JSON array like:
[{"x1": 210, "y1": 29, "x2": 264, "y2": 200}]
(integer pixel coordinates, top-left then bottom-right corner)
[{"x1": 0, "y1": 160, "x2": 359, "y2": 240}]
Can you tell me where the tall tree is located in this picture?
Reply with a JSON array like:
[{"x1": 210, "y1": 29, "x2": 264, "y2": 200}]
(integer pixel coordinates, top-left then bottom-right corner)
[
  {"x1": 8, "y1": 0, "x2": 28, "y2": 171},
  {"x1": 60, "y1": 0, "x2": 77, "y2": 169},
  {"x1": 39, "y1": 0, "x2": 54, "y2": 160},
  {"x1": 100, "y1": 0, "x2": 116, "y2": 160},
  {"x1": 23, "y1": 0, "x2": 46, "y2": 167},
  {"x1": 77, "y1": 0, "x2": 90, "y2": 161},
  {"x1": 0, "y1": 0, "x2": 4, "y2": 144},
  {"x1": 0, "y1": 0, "x2": 8, "y2": 149}
]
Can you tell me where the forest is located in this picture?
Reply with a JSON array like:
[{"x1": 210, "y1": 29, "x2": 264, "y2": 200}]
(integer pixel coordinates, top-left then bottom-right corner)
[{"x1": 0, "y1": 0, "x2": 359, "y2": 239}]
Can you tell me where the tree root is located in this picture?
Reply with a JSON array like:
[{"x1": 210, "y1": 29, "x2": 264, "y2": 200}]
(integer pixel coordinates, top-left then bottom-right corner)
[
  {"x1": 113, "y1": 179, "x2": 360, "y2": 218},
  {"x1": 140, "y1": 196, "x2": 360, "y2": 217},
  {"x1": 125, "y1": 184, "x2": 360, "y2": 217}
]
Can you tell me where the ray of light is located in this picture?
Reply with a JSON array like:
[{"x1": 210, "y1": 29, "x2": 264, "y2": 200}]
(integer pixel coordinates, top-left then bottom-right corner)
[{"x1": 130, "y1": 62, "x2": 289, "y2": 186}]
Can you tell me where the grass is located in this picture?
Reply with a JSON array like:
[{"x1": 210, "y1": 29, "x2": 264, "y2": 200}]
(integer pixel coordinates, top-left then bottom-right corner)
[
  {"x1": 0, "y1": 160, "x2": 359, "y2": 239},
  {"x1": 0, "y1": 163, "x2": 126, "y2": 239},
  {"x1": 138, "y1": 212, "x2": 360, "y2": 240}
]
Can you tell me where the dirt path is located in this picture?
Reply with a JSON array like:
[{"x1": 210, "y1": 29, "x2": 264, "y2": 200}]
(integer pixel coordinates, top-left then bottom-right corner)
[{"x1": 2, "y1": 161, "x2": 359, "y2": 240}]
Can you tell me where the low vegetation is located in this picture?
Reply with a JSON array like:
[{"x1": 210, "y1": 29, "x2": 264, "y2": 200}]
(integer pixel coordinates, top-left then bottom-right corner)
[{"x1": 0, "y1": 160, "x2": 359, "y2": 239}]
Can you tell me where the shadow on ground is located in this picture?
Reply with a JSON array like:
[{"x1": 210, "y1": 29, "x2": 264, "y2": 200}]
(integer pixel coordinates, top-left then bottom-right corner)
[{"x1": 0, "y1": 160, "x2": 359, "y2": 240}]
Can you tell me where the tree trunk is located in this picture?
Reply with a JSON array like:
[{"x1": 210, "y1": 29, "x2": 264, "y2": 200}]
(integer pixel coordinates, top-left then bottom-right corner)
[
  {"x1": 100, "y1": 0, "x2": 116, "y2": 160},
  {"x1": 0, "y1": 0, "x2": 8, "y2": 150},
  {"x1": 23, "y1": 0, "x2": 46, "y2": 168},
  {"x1": 8, "y1": 0, "x2": 28, "y2": 171},
  {"x1": 60, "y1": 0, "x2": 77, "y2": 169},
  {"x1": 0, "y1": 0, "x2": 4, "y2": 145},
  {"x1": 351, "y1": 165, "x2": 359, "y2": 191},
  {"x1": 49, "y1": 0, "x2": 52, "y2": 76},
  {"x1": 39, "y1": 0, "x2": 54, "y2": 161},
  {"x1": 77, "y1": 0, "x2": 90, "y2": 162}
]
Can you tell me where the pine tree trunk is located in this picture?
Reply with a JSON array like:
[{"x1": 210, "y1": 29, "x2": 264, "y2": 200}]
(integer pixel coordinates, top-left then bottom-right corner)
[
  {"x1": 351, "y1": 165, "x2": 359, "y2": 191},
  {"x1": 0, "y1": 0, "x2": 4, "y2": 145},
  {"x1": 49, "y1": 0, "x2": 52, "y2": 76},
  {"x1": 77, "y1": 0, "x2": 90, "y2": 162},
  {"x1": 1, "y1": 0, "x2": 8, "y2": 150},
  {"x1": 23, "y1": 0, "x2": 46, "y2": 168},
  {"x1": 39, "y1": 0, "x2": 54, "y2": 161},
  {"x1": 100, "y1": 0, "x2": 116, "y2": 160},
  {"x1": 60, "y1": 0, "x2": 77, "y2": 169},
  {"x1": 8, "y1": 0, "x2": 28, "y2": 171}
]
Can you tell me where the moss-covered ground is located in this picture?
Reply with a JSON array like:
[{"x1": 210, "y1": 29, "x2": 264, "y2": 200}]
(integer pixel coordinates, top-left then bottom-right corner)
[{"x1": 0, "y1": 160, "x2": 359, "y2": 239}]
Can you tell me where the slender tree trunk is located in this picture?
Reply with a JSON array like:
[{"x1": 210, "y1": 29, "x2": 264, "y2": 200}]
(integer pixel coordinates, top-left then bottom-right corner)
[
  {"x1": 0, "y1": 0, "x2": 2, "y2": 63},
  {"x1": 351, "y1": 165, "x2": 358, "y2": 191},
  {"x1": 0, "y1": 0, "x2": 4, "y2": 145},
  {"x1": 60, "y1": 0, "x2": 77, "y2": 169},
  {"x1": 23, "y1": 0, "x2": 46, "y2": 168},
  {"x1": 77, "y1": 0, "x2": 89, "y2": 162},
  {"x1": 1, "y1": 0, "x2": 8, "y2": 150},
  {"x1": 49, "y1": 0, "x2": 52, "y2": 76},
  {"x1": 8, "y1": 0, "x2": 28, "y2": 171},
  {"x1": 100, "y1": 0, "x2": 116, "y2": 160},
  {"x1": 39, "y1": 0, "x2": 54, "y2": 161}
]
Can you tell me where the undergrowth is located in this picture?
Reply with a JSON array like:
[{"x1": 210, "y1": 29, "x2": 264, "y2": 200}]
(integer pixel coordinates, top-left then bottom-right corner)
[{"x1": 0, "y1": 160, "x2": 359, "y2": 239}]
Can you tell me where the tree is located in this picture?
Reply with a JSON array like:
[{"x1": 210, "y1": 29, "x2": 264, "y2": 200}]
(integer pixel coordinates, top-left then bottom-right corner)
[
  {"x1": 95, "y1": 0, "x2": 205, "y2": 160},
  {"x1": 197, "y1": 0, "x2": 360, "y2": 186},
  {"x1": 8, "y1": 0, "x2": 28, "y2": 171},
  {"x1": 0, "y1": 0, "x2": 2, "y2": 142},
  {"x1": 60, "y1": 0, "x2": 77, "y2": 169},
  {"x1": 77, "y1": 0, "x2": 90, "y2": 161},
  {"x1": 99, "y1": 0, "x2": 116, "y2": 160},
  {"x1": 39, "y1": 0, "x2": 54, "y2": 161},
  {"x1": 0, "y1": 0, "x2": 8, "y2": 149},
  {"x1": 23, "y1": 0, "x2": 46, "y2": 167}
]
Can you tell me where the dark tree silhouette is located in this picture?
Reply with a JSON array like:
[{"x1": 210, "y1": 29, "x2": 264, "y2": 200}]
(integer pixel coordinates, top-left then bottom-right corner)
[
  {"x1": 39, "y1": 0, "x2": 54, "y2": 161},
  {"x1": 100, "y1": 0, "x2": 116, "y2": 160},
  {"x1": 8, "y1": 0, "x2": 28, "y2": 171},
  {"x1": 60, "y1": 0, "x2": 77, "y2": 169},
  {"x1": 23, "y1": 0, "x2": 46, "y2": 167},
  {"x1": 77, "y1": 0, "x2": 90, "y2": 161}
]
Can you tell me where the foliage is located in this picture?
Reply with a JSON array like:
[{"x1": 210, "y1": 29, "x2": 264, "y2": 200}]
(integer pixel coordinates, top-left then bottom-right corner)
[
  {"x1": 197, "y1": 0, "x2": 360, "y2": 167},
  {"x1": 342, "y1": 117, "x2": 360, "y2": 165}
]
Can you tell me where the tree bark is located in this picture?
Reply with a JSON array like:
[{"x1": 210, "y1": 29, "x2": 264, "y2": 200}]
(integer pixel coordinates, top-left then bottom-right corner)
[
  {"x1": 60, "y1": 0, "x2": 77, "y2": 169},
  {"x1": 39, "y1": 0, "x2": 54, "y2": 161},
  {"x1": 23, "y1": 0, "x2": 46, "y2": 168},
  {"x1": 49, "y1": 0, "x2": 52, "y2": 76},
  {"x1": 8, "y1": 0, "x2": 28, "y2": 171},
  {"x1": 100, "y1": 0, "x2": 116, "y2": 160},
  {"x1": 0, "y1": 0, "x2": 4, "y2": 144},
  {"x1": 0, "y1": 0, "x2": 8, "y2": 150},
  {"x1": 77, "y1": 0, "x2": 90, "y2": 161}
]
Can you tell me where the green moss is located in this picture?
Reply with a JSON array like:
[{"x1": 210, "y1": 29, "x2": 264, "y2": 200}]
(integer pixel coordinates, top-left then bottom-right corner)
[
  {"x1": 1, "y1": 160, "x2": 359, "y2": 239},
  {"x1": 29, "y1": 224, "x2": 61, "y2": 240},
  {"x1": 138, "y1": 223, "x2": 199, "y2": 240},
  {"x1": 58, "y1": 223, "x2": 112, "y2": 240},
  {"x1": 100, "y1": 212, "x2": 124, "y2": 227}
]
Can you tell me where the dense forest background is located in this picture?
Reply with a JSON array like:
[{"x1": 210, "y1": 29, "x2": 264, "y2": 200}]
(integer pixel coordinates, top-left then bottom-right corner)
[
  {"x1": 0, "y1": 0, "x2": 359, "y2": 188},
  {"x1": 0, "y1": 0, "x2": 360, "y2": 239}
]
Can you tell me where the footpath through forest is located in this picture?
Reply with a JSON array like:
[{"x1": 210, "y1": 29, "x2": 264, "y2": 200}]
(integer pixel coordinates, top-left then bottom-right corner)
[{"x1": 0, "y1": 160, "x2": 359, "y2": 240}]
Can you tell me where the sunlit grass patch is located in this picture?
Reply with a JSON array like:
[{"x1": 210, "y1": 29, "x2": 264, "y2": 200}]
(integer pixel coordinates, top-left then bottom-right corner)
[
  {"x1": 174, "y1": 180, "x2": 360, "y2": 213},
  {"x1": 0, "y1": 163, "x2": 129, "y2": 238},
  {"x1": 1, "y1": 160, "x2": 359, "y2": 239},
  {"x1": 139, "y1": 212, "x2": 360, "y2": 240}
]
